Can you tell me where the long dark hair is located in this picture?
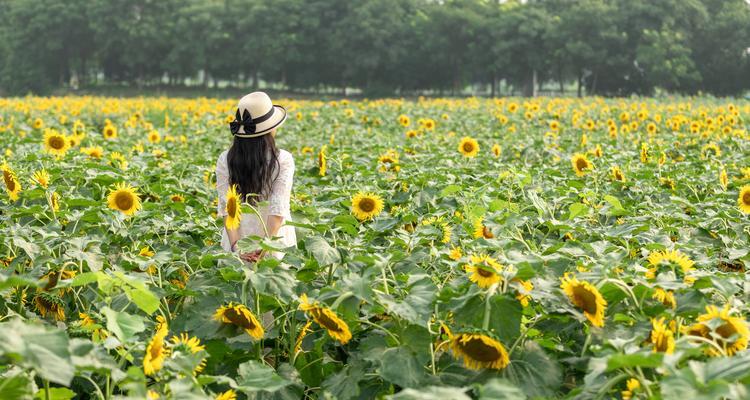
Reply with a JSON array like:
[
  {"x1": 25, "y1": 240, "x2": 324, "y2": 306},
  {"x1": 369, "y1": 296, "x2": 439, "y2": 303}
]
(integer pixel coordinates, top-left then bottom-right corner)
[{"x1": 227, "y1": 133, "x2": 280, "y2": 205}]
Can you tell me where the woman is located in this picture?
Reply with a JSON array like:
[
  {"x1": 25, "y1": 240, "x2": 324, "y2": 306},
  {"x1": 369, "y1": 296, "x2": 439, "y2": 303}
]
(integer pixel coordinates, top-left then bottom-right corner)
[{"x1": 215, "y1": 92, "x2": 296, "y2": 262}]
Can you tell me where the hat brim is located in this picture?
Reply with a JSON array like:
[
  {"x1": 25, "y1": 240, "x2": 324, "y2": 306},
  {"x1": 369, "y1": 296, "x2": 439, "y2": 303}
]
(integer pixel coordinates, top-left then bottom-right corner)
[{"x1": 237, "y1": 105, "x2": 287, "y2": 136}]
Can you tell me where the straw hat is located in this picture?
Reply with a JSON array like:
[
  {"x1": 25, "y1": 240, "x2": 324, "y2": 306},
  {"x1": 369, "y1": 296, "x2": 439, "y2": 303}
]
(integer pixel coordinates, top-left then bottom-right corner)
[{"x1": 229, "y1": 92, "x2": 287, "y2": 138}]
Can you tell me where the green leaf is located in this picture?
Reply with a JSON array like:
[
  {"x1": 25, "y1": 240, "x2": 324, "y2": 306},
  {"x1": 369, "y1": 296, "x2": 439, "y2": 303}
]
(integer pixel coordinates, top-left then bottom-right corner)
[
  {"x1": 101, "y1": 307, "x2": 145, "y2": 342},
  {"x1": 234, "y1": 361, "x2": 291, "y2": 393},
  {"x1": 387, "y1": 386, "x2": 471, "y2": 400},
  {"x1": 504, "y1": 342, "x2": 561, "y2": 398},
  {"x1": 378, "y1": 347, "x2": 424, "y2": 388},
  {"x1": 606, "y1": 352, "x2": 663, "y2": 371},
  {"x1": 567, "y1": 203, "x2": 589, "y2": 220},
  {"x1": 0, "y1": 319, "x2": 74, "y2": 386},
  {"x1": 70, "y1": 272, "x2": 98, "y2": 287},
  {"x1": 602, "y1": 195, "x2": 628, "y2": 216},
  {"x1": 34, "y1": 388, "x2": 75, "y2": 400},
  {"x1": 477, "y1": 378, "x2": 527, "y2": 400},
  {"x1": 0, "y1": 370, "x2": 34, "y2": 400},
  {"x1": 440, "y1": 184, "x2": 462, "y2": 197},
  {"x1": 113, "y1": 272, "x2": 160, "y2": 315},
  {"x1": 305, "y1": 236, "x2": 341, "y2": 266}
]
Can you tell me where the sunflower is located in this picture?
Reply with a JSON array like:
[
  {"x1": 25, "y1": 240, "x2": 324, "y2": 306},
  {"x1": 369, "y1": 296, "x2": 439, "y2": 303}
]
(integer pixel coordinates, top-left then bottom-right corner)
[
  {"x1": 80, "y1": 146, "x2": 104, "y2": 159},
  {"x1": 215, "y1": 390, "x2": 237, "y2": 400},
  {"x1": 652, "y1": 287, "x2": 676, "y2": 309},
  {"x1": 107, "y1": 183, "x2": 142, "y2": 216},
  {"x1": 170, "y1": 333, "x2": 207, "y2": 374},
  {"x1": 514, "y1": 279, "x2": 533, "y2": 307},
  {"x1": 351, "y1": 192, "x2": 384, "y2": 221},
  {"x1": 449, "y1": 246, "x2": 462, "y2": 261},
  {"x1": 103, "y1": 124, "x2": 117, "y2": 139},
  {"x1": 621, "y1": 378, "x2": 641, "y2": 400},
  {"x1": 640, "y1": 142, "x2": 649, "y2": 163},
  {"x1": 719, "y1": 168, "x2": 728, "y2": 190},
  {"x1": 397, "y1": 114, "x2": 410, "y2": 127},
  {"x1": 214, "y1": 302, "x2": 264, "y2": 340},
  {"x1": 701, "y1": 142, "x2": 721, "y2": 158},
  {"x1": 645, "y1": 249, "x2": 694, "y2": 282},
  {"x1": 571, "y1": 154, "x2": 593, "y2": 177},
  {"x1": 2, "y1": 163, "x2": 21, "y2": 201},
  {"x1": 610, "y1": 166, "x2": 626, "y2": 182},
  {"x1": 170, "y1": 194, "x2": 184, "y2": 202},
  {"x1": 737, "y1": 185, "x2": 750, "y2": 214},
  {"x1": 148, "y1": 130, "x2": 161, "y2": 143},
  {"x1": 43, "y1": 129, "x2": 69, "y2": 157},
  {"x1": 458, "y1": 137, "x2": 479, "y2": 158},
  {"x1": 464, "y1": 254, "x2": 503, "y2": 289},
  {"x1": 449, "y1": 332, "x2": 510, "y2": 370},
  {"x1": 144, "y1": 323, "x2": 170, "y2": 375},
  {"x1": 687, "y1": 305, "x2": 749, "y2": 356},
  {"x1": 224, "y1": 184, "x2": 242, "y2": 230},
  {"x1": 560, "y1": 273, "x2": 607, "y2": 327},
  {"x1": 491, "y1": 144, "x2": 501, "y2": 157},
  {"x1": 32, "y1": 169, "x2": 50, "y2": 188},
  {"x1": 472, "y1": 216, "x2": 493, "y2": 239},
  {"x1": 299, "y1": 294, "x2": 352, "y2": 344},
  {"x1": 318, "y1": 145, "x2": 327, "y2": 177},
  {"x1": 78, "y1": 312, "x2": 108, "y2": 341},
  {"x1": 422, "y1": 118, "x2": 436, "y2": 131},
  {"x1": 649, "y1": 317, "x2": 675, "y2": 354},
  {"x1": 34, "y1": 292, "x2": 65, "y2": 321},
  {"x1": 32, "y1": 118, "x2": 44, "y2": 129}
]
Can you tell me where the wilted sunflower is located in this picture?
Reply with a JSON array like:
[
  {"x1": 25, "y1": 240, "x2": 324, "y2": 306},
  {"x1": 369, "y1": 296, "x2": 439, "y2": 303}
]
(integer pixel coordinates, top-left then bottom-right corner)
[
  {"x1": 449, "y1": 332, "x2": 510, "y2": 370},
  {"x1": 571, "y1": 153, "x2": 593, "y2": 177},
  {"x1": 214, "y1": 302, "x2": 264, "y2": 340},
  {"x1": 144, "y1": 322, "x2": 170, "y2": 375},
  {"x1": 737, "y1": 185, "x2": 750, "y2": 214},
  {"x1": 649, "y1": 317, "x2": 675, "y2": 354},
  {"x1": 318, "y1": 145, "x2": 327, "y2": 176},
  {"x1": 224, "y1": 185, "x2": 242, "y2": 229},
  {"x1": 560, "y1": 273, "x2": 607, "y2": 327},
  {"x1": 458, "y1": 137, "x2": 479, "y2": 158},
  {"x1": 32, "y1": 169, "x2": 50, "y2": 188},
  {"x1": 351, "y1": 192, "x2": 384, "y2": 221},
  {"x1": 2, "y1": 163, "x2": 21, "y2": 201},
  {"x1": 107, "y1": 182, "x2": 142, "y2": 216},
  {"x1": 610, "y1": 166, "x2": 626, "y2": 182},
  {"x1": 645, "y1": 249, "x2": 694, "y2": 282},
  {"x1": 299, "y1": 294, "x2": 352, "y2": 344},
  {"x1": 464, "y1": 254, "x2": 503, "y2": 289},
  {"x1": 170, "y1": 333, "x2": 207, "y2": 374},
  {"x1": 34, "y1": 292, "x2": 65, "y2": 321},
  {"x1": 43, "y1": 130, "x2": 69, "y2": 157},
  {"x1": 687, "y1": 305, "x2": 748, "y2": 356}
]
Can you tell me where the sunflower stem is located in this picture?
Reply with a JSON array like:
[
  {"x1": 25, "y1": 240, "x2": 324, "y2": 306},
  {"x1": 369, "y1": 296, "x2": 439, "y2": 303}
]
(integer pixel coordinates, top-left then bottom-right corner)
[{"x1": 482, "y1": 285, "x2": 496, "y2": 331}]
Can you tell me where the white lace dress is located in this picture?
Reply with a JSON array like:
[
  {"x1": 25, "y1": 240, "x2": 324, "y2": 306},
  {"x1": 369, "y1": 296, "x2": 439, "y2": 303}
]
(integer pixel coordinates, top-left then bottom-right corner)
[{"x1": 215, "y1": 149, "x2": 297, "y2": 259}]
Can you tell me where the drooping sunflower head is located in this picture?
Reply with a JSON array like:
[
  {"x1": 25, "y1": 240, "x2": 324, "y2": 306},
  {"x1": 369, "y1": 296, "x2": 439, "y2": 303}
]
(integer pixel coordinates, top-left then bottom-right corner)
[
  {"x1": 472, "y1": 216, "x2": 493, "y2": 239},
  {"x1": 43, "y1": 129, "x2": 70, "y2": 157},
  {"x1": 2, "y1": 163, "x2": 21, "y2": 201},
  {"x1": 224, "y1": 184, "x2": 242, "y2": 229},
  {"x1": 645, "y1": 249, "x2": 694, "y2": 281},
  {"x1": 170, "y1": 333, "x2": 207, "y2": 374},
  {"x1": 571, "y1": 153, "x2": 593, "y2": 177},
  {"x1": 298, "y1": 294, "x2": 352, "y2": 344},
  {"x1": 449, "y1": 332, "x2": 510, "y2": 370},
  {"x1": 143, "y1": 323, "x2": 170, "y2": 375},
  {"x1": 687, "y1": 305, "x2": 749, "y2": 356},
  {"x1": 737, "y1": 185, "x2": 750, "y2": 214},
  {"x1": 213, "y1": 302, "x2": 264, "y2": 340},
  {"x1": 351, "y1": 192, "x2": 384, "y2": 221},
  {"x1": 464, "y1": 254, "x2": 503, "y2": 289},
  {"x1": 317, "y1": 145, "x2": 327, "y2": 176},
  {"x1": 560, "y1": 273, "x2": 607, "y2": 327},
  {"x1": 107, "y1": 182, "x2": 142, "y2": 216},
  {"x1": 34, "y1": 292, "x2": 66, "y2": 321},
  {"x1": 650, "y1": 317, "x2": 675, "y2": 354},
  {"x1": 458, "y1": 137, "x2": 479, "y2": 158}
]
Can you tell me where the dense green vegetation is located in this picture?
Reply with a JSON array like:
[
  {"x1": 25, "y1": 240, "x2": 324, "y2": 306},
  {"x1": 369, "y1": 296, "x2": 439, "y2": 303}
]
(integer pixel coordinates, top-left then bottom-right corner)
[{"x1": 1, "y1": 0, "x2": 749, "y2": 97}]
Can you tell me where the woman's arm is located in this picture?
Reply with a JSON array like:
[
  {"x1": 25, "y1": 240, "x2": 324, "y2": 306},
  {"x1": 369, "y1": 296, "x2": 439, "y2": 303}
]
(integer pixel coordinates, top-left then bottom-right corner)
[{"x1": 266, "y1": 215, "x2": 284, "y2": 238}]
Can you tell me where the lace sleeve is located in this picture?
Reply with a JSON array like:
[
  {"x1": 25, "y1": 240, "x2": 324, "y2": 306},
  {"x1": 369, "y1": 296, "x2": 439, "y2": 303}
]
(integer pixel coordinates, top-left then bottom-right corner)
[
  {"x1": 267, "y1": 151, "x2": 295, "y2": 217},
  {"x1": 215, "y1": 151, "x2": 229, "y2": 217}
]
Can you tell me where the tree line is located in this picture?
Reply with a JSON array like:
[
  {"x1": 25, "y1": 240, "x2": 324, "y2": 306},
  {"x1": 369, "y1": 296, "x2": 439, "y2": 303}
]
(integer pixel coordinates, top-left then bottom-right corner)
[{"x1": 1, "y1": 0, "x2": 749, "y2": 97}]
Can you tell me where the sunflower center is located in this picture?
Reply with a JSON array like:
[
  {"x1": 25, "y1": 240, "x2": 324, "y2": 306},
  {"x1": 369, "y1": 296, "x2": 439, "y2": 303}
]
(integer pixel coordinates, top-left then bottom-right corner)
[
  {"x1": 576, "y1": 158, "x2": 588, "y2": 170},
  {"x1": 482, "y1": 226, "x2": 493, "y2": 239},
  {"x1": 114, "y1": 191, "x2": 134, "y2": 211},
  {"x1": 715, "y1": 321, "x2": 738, "y2": 344},
  {"x1": 227, "y1": 198, "x2": 237, "y2": 217},
  {"x1": 476, "y1": 266, "x2": 495, "y2": 278},
  {"x1": 572, "y1": 286, "x2": 599, "y2": 314},
  {"x1": 3, "y1": 171, "x2": 15, "y2": 191},
  {"x1": 456, "y1": 336, "x2": 501, "y2": 362},
  {"x1": 149, "y1": 341, "x2": 164, "y2": 358},
  {"x1": 358, "y1": 198, "x2": 376, "y2": 212},
  {"x1": 463, "y1": 143, "x2": 474, "y2": 152},
  {"x1": 225, "y1": 308, "x2": 258, "y2": 330},
  {"x1": 313, "y1": 309, "x2": 344, "y2": 332},
  {"x1": 743, "y1": 192, "x2": 750, "y2": 205},
  {"x1": 49, "y1": 135, "x2": 66, "y2": 149}
]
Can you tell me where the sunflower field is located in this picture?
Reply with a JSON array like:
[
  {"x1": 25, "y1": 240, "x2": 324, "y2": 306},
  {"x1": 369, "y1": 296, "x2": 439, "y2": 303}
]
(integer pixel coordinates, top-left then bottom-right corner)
[{"x1": 1, "y1": 96, "x2": 750, "y2": 400}]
